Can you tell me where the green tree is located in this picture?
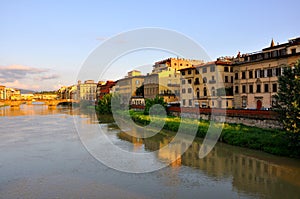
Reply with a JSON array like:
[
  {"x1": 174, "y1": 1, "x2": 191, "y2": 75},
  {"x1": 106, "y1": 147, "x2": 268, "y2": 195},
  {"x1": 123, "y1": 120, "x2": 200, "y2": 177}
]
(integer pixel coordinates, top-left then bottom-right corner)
[
  {"x1": 96, "y1": 93, "x2": 122, "y2": 114},
  {"x1": 275, "y1": 60, "x2": 300, "y2": 136},
  {"x1": 96, "y1": 94, "x2": 112, "y2": 114},
  {"x1": 143, "y1": 96, "x2": 167, "y2": 115}
]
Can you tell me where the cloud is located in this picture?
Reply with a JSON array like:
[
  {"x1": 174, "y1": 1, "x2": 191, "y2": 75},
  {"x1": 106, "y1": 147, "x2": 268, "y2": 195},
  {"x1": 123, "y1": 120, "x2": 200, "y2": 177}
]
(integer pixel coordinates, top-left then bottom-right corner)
[
  {"x1": 3, "y1": 80, "x2": 41, "y2": 90},
  {"x1": 0, "y1": 64, "x2": 59, "y2": 83}
]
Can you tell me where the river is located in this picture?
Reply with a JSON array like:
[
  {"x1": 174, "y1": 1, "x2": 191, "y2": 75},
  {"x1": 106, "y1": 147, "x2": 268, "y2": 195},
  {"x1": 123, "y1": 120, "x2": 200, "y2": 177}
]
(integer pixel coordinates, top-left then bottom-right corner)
[{"x1": 0, "y1": 104, "x2": 300, "y2": 199}]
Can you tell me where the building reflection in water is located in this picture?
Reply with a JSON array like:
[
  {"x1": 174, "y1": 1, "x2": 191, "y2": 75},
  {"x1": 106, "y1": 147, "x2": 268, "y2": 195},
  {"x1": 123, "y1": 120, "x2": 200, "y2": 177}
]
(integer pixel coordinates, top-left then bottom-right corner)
[
  {"x1": 117, "y1": 126, "x2": 300, "y2": 199},
  {"x1": 2, "y1": 104, "x2": 300, "y2": 198}
]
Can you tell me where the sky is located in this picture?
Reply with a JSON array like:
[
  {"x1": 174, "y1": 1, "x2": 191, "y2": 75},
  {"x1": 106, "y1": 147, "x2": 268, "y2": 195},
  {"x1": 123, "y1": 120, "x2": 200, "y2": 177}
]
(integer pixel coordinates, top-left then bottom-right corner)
[{"x1": 0, "y1": 0, "x2": 299, "y2": 91}]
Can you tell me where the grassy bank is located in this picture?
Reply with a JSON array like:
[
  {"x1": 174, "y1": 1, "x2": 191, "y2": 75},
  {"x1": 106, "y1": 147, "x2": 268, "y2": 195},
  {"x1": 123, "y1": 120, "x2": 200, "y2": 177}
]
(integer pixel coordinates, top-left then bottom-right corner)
[{"x1": 116, "y1": 110, "x2": 299, "y2": 158}]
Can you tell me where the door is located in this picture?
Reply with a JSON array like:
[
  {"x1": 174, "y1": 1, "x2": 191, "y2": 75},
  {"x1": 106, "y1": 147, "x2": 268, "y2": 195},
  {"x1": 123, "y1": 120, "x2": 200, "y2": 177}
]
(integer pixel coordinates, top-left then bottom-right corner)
[{"x1": 256, "y1": 100, "x2": 262, "y2": 110}]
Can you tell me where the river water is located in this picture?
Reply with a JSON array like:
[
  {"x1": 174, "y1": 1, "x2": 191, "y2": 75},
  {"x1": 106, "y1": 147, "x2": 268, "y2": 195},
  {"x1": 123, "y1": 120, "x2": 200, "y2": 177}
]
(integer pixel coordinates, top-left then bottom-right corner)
[{"x1": 0, "y1": 105, "x2": 300, "y2": 199}]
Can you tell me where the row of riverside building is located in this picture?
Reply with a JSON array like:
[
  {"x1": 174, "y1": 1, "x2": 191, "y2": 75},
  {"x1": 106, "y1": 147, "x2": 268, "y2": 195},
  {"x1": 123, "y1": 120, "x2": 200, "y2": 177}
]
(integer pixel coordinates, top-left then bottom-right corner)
[{"x1": 58, "y1": 37, "x2": 300, "y2": 110}]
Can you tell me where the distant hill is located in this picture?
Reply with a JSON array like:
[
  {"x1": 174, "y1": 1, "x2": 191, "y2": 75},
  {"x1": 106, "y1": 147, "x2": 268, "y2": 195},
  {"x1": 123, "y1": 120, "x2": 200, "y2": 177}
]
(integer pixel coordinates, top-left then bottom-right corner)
[{"x1": 19, "y1": 89, "x2": 35, "y2": 94}]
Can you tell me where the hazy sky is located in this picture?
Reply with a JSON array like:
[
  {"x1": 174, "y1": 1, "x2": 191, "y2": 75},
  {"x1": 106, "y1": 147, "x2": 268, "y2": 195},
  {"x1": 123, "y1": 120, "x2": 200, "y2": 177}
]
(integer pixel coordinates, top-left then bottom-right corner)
[{"x1": 0, "y1": 0, "x2": 299, "y2": 91}]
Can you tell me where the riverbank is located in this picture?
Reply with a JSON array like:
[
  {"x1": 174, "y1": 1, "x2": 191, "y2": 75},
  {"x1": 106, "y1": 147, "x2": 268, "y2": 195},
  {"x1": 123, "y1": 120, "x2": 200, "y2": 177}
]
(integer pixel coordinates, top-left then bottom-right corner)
[{"x1": 114, "y1": 110, "x2": 299, "y2": 158}]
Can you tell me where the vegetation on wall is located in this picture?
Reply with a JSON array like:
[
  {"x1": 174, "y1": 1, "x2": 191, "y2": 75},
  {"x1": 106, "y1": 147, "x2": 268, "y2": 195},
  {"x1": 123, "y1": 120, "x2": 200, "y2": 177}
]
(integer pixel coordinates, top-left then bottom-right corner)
[{"x1": 143, "y1": 96, "x2": 167, "y2": 115}]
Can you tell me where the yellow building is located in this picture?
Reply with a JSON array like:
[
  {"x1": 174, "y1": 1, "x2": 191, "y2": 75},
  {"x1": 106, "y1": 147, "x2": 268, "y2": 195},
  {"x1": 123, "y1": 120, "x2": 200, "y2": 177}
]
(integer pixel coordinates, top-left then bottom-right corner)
[
  {"x1": 21, "y1": 94, "x2": 34, "y2": 100},
  {"x1": 117, "y1": 70, "x2": 144, "y2": 104},
  {"x1": 5, "y1": 88, "x2": 21, "y2": 100},
  {"x1": 179, "y1": 57, "x2": 234, "y2": 108},
  {"x1": 144, "y1": 68, "x2": 180, "y2": 103},
  {"x1": 144, "y1": 58, "x2": 203, "y2": 103},
  {"x1": 152, "y1": 57, "x2": 204, "y2": 73},
  {"x1": 77, "y1": 80, "x2": 97, "y2": 101},
  {"x1": 0, "y1": 85, "x2": 5, "y2": 100},
  {"x1": 233, "y1": 37, "x2": 300, "y2": 109}
]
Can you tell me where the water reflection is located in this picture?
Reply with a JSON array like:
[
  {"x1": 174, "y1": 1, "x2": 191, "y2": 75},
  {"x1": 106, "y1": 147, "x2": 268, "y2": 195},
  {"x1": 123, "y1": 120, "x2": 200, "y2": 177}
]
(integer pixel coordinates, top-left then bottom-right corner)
[
  {"x1": 1, "y1": 104, "x2": 300, "y2": 198},
  {"x1": 116, "y1": 124, "x2": 300, "y2": 198}
]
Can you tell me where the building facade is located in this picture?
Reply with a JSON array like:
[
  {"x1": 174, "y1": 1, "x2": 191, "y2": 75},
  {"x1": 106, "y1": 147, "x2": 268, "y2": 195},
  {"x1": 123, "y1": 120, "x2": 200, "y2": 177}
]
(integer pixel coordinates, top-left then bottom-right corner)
[
  {"x1": 96, "y1": 80, "x2": 116, "y2": 100},
  {"x1": 233, "y1": 37, "x2": 300, "y2": 109},
  {"x1": 5, "y1": 88, "x2": 21, "y2": 100},
  {"x1": 117, "y1": 70, "x2": 144, "y2": 104},
  {"x1": 0, "y1": 85, "x2": 5, "y2": 100},
  {"x1": 144, "y1": 58, "x2": 203, "y2": 103},
  {"x1": 152, "y1": 58, "x2": 204, "y2": 73},
  {"x1": 180, "y1": 57, "x2": 234, "y2": 108},
  {"x1": 77, "y1": 80, "x2": 97, "y2": 101}
]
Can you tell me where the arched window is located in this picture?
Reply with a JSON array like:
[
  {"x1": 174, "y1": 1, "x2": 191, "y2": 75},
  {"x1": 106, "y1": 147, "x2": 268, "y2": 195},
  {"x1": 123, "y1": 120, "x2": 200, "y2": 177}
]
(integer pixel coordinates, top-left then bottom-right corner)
[
  {"x1": 204, "y1": 87, "x2": 207, "y2": 96},
  {"x1": 203, "y1": 77, "x2": 207, "y2": 84},
  {"x1": 196, "y1": 88, "x2": 200, "y2": 99}
]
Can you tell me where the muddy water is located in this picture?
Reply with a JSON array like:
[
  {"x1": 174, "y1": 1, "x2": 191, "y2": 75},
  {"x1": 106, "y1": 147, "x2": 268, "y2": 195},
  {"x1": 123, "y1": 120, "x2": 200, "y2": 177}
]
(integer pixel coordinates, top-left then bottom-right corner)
[{"x1": 0, "y1": 105, "x2": 300, "y2": 199}]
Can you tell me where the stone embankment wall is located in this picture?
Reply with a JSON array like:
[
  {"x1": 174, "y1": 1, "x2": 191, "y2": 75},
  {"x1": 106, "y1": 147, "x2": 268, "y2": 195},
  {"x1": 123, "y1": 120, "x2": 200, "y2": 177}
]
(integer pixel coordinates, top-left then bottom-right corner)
[{"x1": 131, "y1": 105, "x2": 282, "y2": 129}]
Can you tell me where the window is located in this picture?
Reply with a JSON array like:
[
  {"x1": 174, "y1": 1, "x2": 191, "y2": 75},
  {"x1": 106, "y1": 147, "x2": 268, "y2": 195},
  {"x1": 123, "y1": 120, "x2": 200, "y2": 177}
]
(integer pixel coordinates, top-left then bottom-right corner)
[
  {"x1": 256, "y1": 84, "x2": 261, "y2": 93},
  {"x1": 204, "y1": 87, "x2": 207, "y2": 96},
  {"x1": 272, "y1": 83, "x2": 277, "y2": 92},
  {"x1": 242, "y1": 85, "x2": 246, "y2": 93},
  {"x1": 210, "y1": 65, "x2": 215, "y2": 72},
  {"x1": 188, "y1": 88, "x2": 192, "y2": 93},
  {"x1": 186, "y1": 64, "x2": 189, "y2": 66},
  {"x1": 180, "y1": 63, "x2": 183, "y2": 66},
  {"x1": 181, "y1": 71, "x2": 185, "y2": 75},
  {"x1": 260, "y1": 70, "x2": 264, "y2": 78},
  {"x1": 212, "y1": 76, "x2": 215, "y2": 80},
  {"x1": 195, "y1": 69, "x2": 200, "y2": 74},
  {"x1": 203, "y1": 67, "x2": 207, "y2": 73},
  {"x1": 267, "y1": 69, "x2": 272, "y2": 77},
  {"x1": 182, "y1": 99, "x2": 186, "y2": 106},
  {"x1": 230, "y1": 67, "x2": 233, "y2": 72},
  {"x1": 231, "y1": 76, "x2": 233, "y2": 83},
  {"x1": 224, "y1": 67, "x2": 229, "y2": 72},
  {"x1": 212, "y1": 87, "x2": 215, "y2": 96},
  {"x1": 181, "y1": 79, "x2": 185, "y2": 84},
  {"x1": 188, "y1": 69, "x2": 192, "y2": 75},
  {"x1": 264, "y1": 84, "x2": 269, "y2": 92},
  {"x1": 188, "y1": 79, "x2": 192, "y2": 84},
  {"x1": 271, "y1": 51, "x2": 277, "y2": 57},
  {"x1": 203, "y1": 77, "x2": 207, "y2": 84},
  {"x1": 291, "y1": 48, "x2": 296, "y2": 54},
  {"x1": 242, "y1": 71, "x2": 246, "y2": 79},
  {"x1": 196, "y1": 88, "x2": 200, "y2": 99},
  {"x1": 235, "y1": 86, "x2": 239, "y2": 94},
  {"x1": 235, "y1": 73, "x2": 238, "y2": 80},
  {"x1": 195, "y1": 78, "x2": 200, "y2": 85},
  {"x1": 169, "y1": 74, "x2": 171, "y2": 78},
  {"x1": 189, "y1": 99, "x2": 192, "y2": 106},
  {"x1": 182, "y1": 89, "x2": 186, "y2": 93},
  {"x1": 249, "y1": 85, "x2": 253, "y2": 93},
  {"x1": 249, "y1": 71, "x2": 253, "y2": 79},
  {"x1": 225, "y1": 76, "x2": 228, "y2": 83},
  {"x1": 275, "y1": 68, "x2": 281, "y2": 76},
  {"x1": 242, "y1": 97, "x2": 247, "y2": 108},
  {"x1": 255, "y1": 70, "x2": 260, "y2": 78}
]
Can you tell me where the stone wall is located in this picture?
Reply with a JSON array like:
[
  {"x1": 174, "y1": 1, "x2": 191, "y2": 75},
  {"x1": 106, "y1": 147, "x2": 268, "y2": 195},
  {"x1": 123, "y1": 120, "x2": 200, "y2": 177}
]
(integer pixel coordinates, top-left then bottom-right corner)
[{"x1": 130, "y1": 105, "x2": 282, "y2": 129}]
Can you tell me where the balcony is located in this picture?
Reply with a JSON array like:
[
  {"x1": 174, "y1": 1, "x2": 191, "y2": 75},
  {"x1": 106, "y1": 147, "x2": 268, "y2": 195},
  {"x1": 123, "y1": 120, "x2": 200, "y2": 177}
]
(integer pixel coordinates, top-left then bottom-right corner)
[{"x1": 209, "y1": 80, "x2": 216, "y2": 84}]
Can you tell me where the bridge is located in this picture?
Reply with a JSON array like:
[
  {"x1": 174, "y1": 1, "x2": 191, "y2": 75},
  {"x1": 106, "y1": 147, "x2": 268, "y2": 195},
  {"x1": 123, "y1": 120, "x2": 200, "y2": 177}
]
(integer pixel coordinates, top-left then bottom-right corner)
[{"x1": 0, "y1": 99, "x2": 79, "y2": 109}]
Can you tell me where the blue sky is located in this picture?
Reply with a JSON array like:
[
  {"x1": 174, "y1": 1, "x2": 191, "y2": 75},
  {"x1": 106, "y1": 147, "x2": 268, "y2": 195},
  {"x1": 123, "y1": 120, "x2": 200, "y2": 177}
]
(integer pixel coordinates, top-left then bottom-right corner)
[{"x1": 0, "y1": 0, "x2": 299, "y2": 90}]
